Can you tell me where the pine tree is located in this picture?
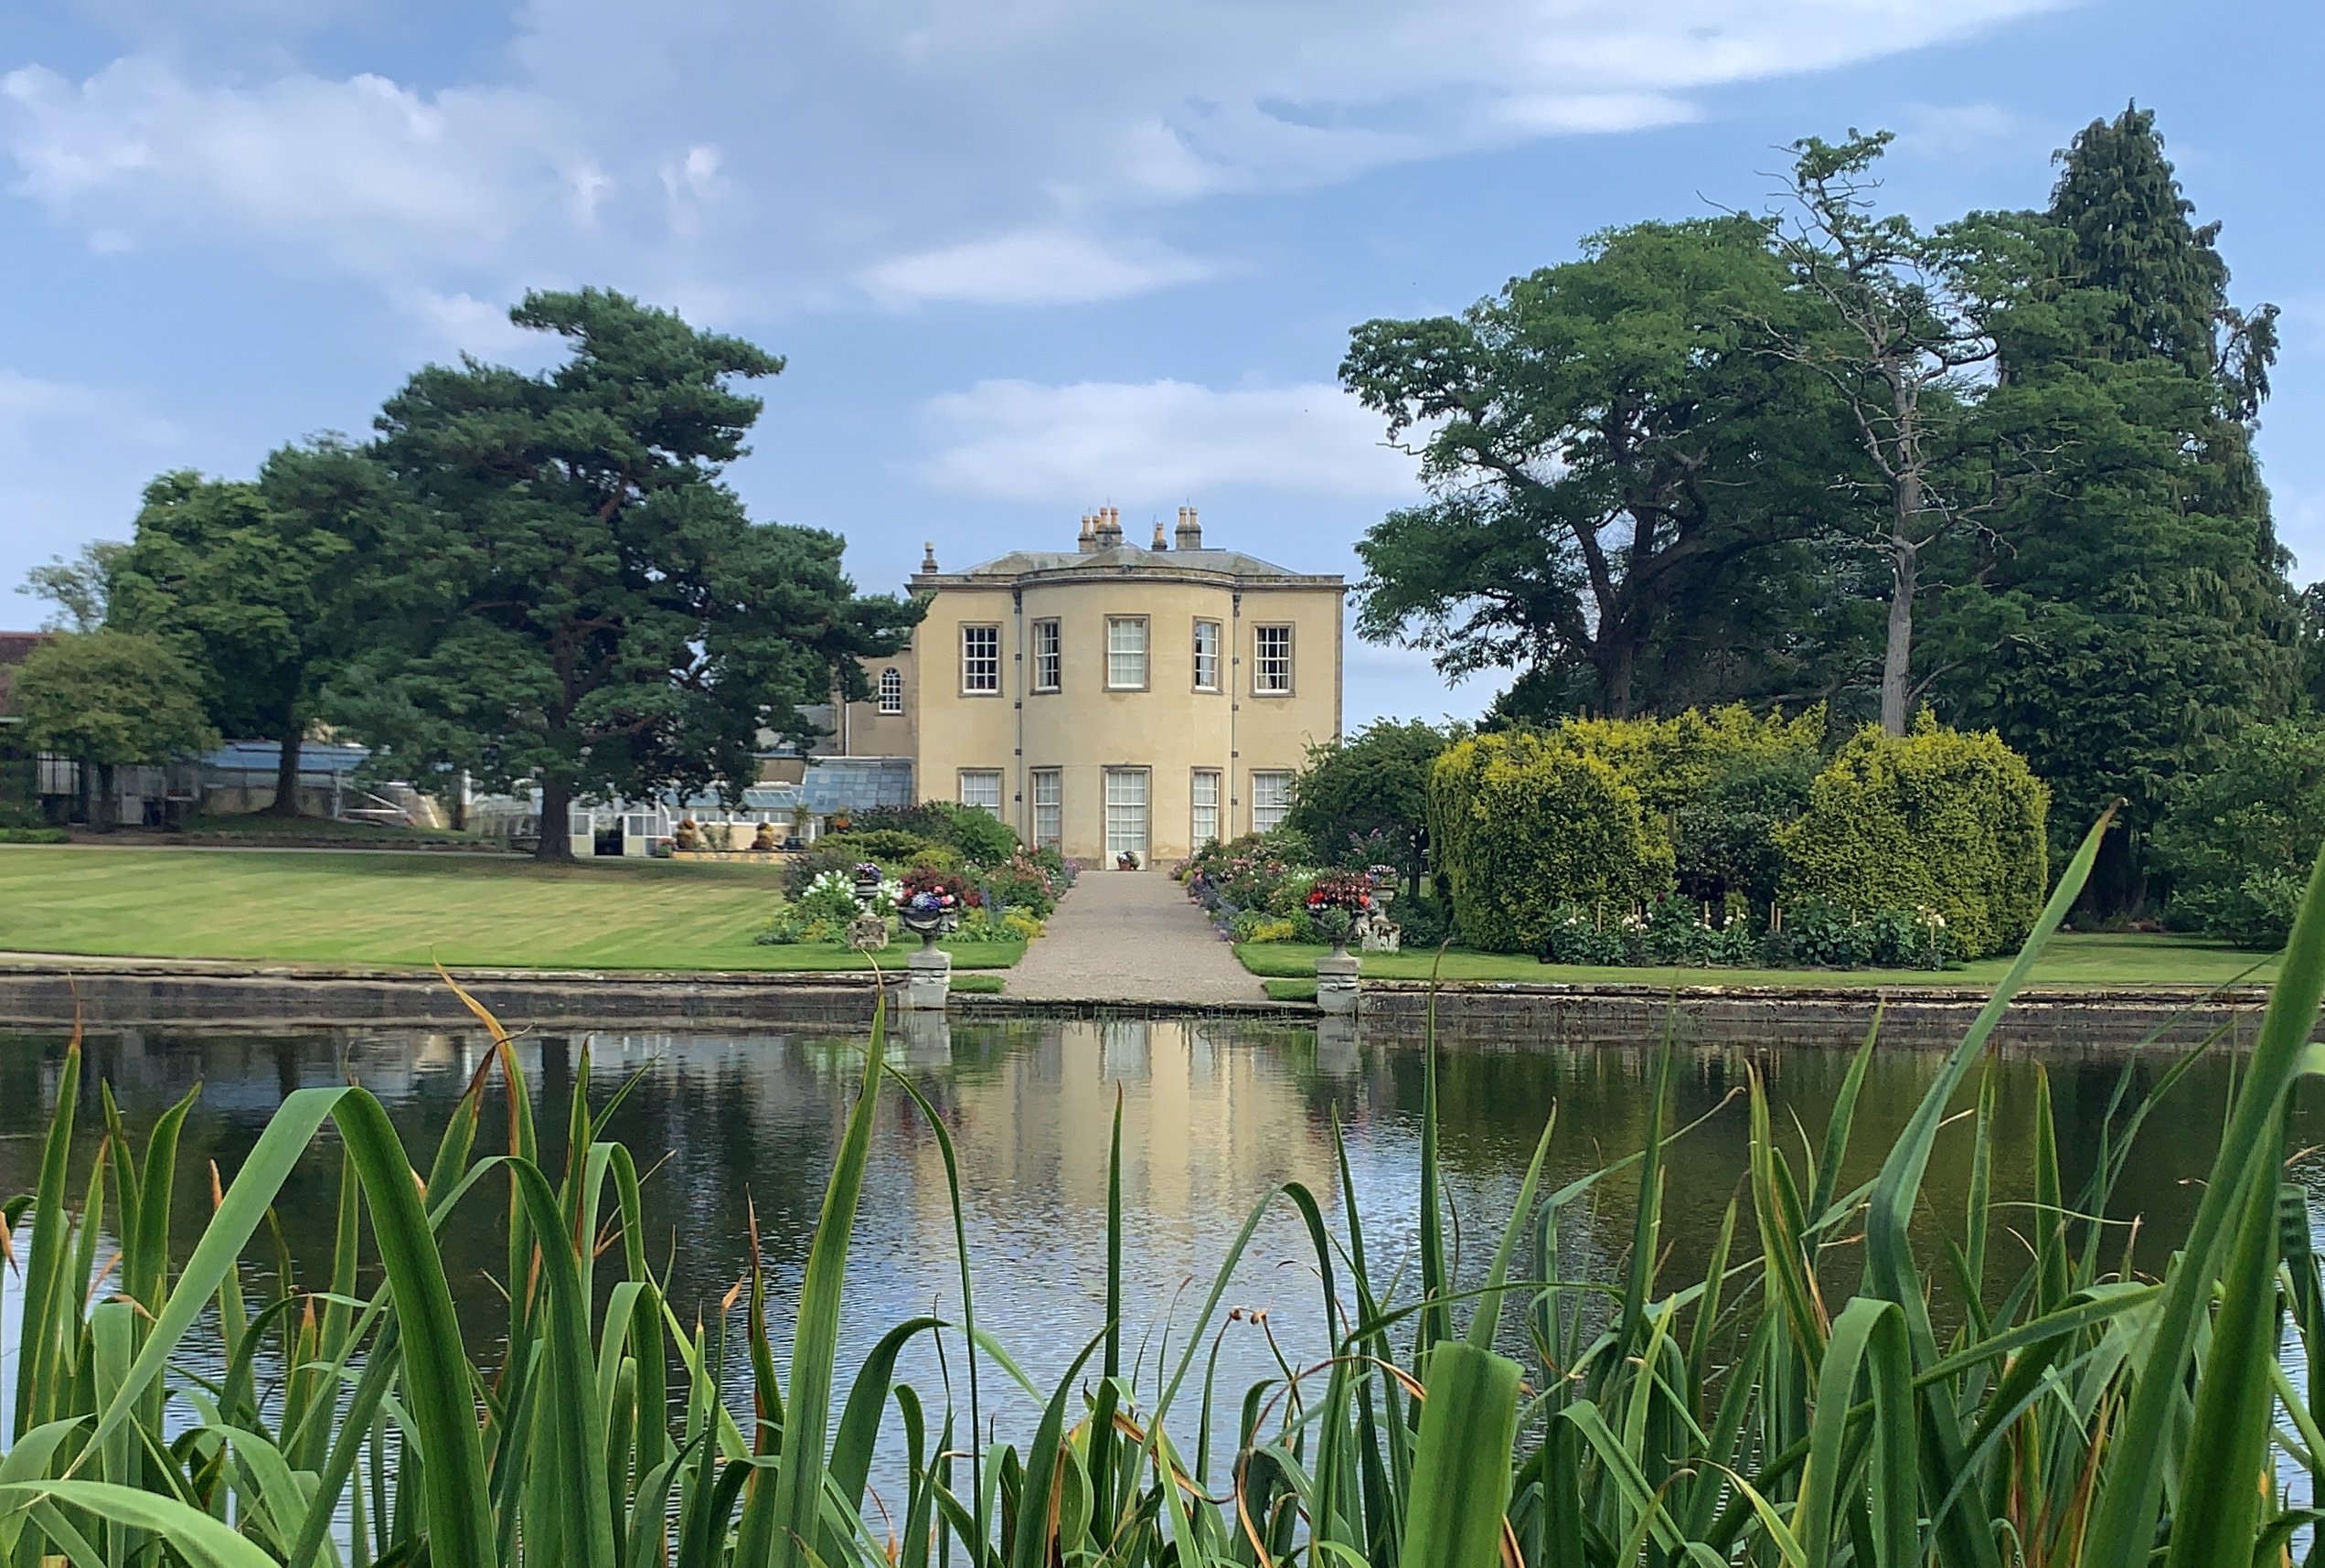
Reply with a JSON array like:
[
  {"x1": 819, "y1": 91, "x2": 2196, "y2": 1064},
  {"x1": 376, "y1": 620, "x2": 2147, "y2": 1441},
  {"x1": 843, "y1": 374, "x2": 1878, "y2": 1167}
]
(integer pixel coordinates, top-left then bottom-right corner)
[{"x1": 1943, "y1": 105, "x2": 2297, "y2": 912}]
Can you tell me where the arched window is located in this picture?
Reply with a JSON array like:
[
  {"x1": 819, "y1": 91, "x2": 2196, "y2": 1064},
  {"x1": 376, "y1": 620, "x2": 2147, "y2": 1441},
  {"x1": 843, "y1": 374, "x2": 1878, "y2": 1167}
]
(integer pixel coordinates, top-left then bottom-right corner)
[{"x1": 878, "y1": 667, "x2": 904, "y2": 715}]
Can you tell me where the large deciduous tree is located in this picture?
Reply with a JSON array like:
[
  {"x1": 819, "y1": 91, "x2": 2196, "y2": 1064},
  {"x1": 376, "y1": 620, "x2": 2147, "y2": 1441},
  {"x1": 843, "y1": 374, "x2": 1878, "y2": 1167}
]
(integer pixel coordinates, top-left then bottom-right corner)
[
  {"x1": 341, "y1": 288, "x2": 918, "y2": 860},
  {"x1": 1285, "y1": 718, "x2": 1458, "y2": 895},
  {"x1": 1762, "y1": 130, "x2": 2031, "y2": 736},
  {"x1": 1342, "y1": 218, "x2": 1851, "y2": 720},
  {"x1": 11, "y1": 631, "x2": 216, "y2": 830},
  {"x1": 106, "y1": 445, "x2": 379, "y2": 816}
]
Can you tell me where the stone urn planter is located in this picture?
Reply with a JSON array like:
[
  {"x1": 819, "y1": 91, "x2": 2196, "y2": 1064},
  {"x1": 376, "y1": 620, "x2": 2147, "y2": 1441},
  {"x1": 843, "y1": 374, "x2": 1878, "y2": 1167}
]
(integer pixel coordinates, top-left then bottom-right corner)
[
  {"x1": 899, "y1": 903, "x2": 958, "y2": 949},
  {"x1": 851, "y1": 862, "x2": 885, "y2": 909}
]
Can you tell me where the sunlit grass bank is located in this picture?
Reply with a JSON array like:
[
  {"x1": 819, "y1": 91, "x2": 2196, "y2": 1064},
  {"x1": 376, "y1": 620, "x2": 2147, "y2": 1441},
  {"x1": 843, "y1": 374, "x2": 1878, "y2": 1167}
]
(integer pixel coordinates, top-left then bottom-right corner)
[
  {"x1": 1236, "y1": 929, "x2": 2279, "y2": 988},
  {"x1": 0, "y1": 847, "x2": 1023, "y2": 969}
]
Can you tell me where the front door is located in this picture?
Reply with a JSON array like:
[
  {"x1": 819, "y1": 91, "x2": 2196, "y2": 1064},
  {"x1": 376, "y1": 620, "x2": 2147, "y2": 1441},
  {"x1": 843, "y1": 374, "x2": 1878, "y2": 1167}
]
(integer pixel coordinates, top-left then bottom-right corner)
[{"x1": 1104, "y1": 768, "x2": 1149, "y2": 865}]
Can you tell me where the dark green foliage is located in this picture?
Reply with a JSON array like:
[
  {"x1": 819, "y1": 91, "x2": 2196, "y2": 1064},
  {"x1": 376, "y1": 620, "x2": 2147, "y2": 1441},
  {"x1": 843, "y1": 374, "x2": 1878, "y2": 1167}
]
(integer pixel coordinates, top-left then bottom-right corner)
[
  {"x1": 2151, "y1": 718, "x2": 2325, "y2": 947},
  {"x1": 823, "y1": 828, "x2": 948, "y2": 867},
  {"x1": 916, "y1": 801, "x2": 1020, "y2": 865},
  {"x1": 10, "y1": 631, "x2": 218, "y2": 828},
  {"x1": 1938, "y1": 105, "x2": 2298, "y2": 912},
  {"x1": 106, "y1": 447, "x2": 381, "y2": 816},
  {"x1": 1342, "y1": 217, "x2": 1853, "y2": 719},
  {"x1": 1285, "y1": 718, "x2": 1455, "y2": 892},
  {"x1": 1673, "y1": 750, "x2": 1818, "y2": 911},
  {"x1": 1428, "y1": 731, "x2": 1675, "y2": 952},
  {"x1": 338, "y1": 288, "x2": 917, "y2": 859},
  {"x1": 1778, "y1": 717, "x2": 2049, "y2": 958}
]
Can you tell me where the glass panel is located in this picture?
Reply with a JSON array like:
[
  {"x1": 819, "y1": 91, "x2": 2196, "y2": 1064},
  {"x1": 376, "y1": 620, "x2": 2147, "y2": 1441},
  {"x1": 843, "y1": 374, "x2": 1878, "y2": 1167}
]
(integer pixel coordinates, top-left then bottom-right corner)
[
  {"x1": 1193, "y1": 620, "x2": 1221, "y2": 689},
  {"x1": 1033, "y1": 621, "x2": 1061, "y2": 691},
  {"x1": 878, "y1": 667, "x2": 903, "y2": 714},
  {"x1": 1106, "y1": 618, "x2": 1147, "y2": 688},
  {"x1": 1031, "y1": 770, "x2": 1061, "y2": 848},
  {"x1": 959, "y1": 770, "x2": 1004, "y2": 814},
  {"x1": 1104, "y1": 769, "x2": 1148, "y2": 859},
  {"x1": 961, "y1": 624, "x2": 1001, "y2": 692},
  {"x1": 1190, "y1": 770, "x2": 1220, "y2": 847},
  {"x1": 1253, "y1": 625, "x2": 1293, "y2": 694},
  {"x1": 1251, "y1": 771, "x2": 1292, "y2": 832}
]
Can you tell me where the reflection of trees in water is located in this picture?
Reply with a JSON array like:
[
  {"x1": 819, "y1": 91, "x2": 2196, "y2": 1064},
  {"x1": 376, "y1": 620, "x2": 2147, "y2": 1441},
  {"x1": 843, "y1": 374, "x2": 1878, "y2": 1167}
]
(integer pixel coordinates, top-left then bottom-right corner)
[{"x1": 9, "y1": 1020, "x2": 2319, "y2": 1421}]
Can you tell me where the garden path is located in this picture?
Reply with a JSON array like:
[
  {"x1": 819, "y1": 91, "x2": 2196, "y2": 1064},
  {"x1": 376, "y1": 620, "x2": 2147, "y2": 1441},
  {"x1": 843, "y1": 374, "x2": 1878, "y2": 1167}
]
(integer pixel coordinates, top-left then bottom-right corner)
[{"x1": 1003, "y1": 869, "x2": 1268, "y2": 1004}]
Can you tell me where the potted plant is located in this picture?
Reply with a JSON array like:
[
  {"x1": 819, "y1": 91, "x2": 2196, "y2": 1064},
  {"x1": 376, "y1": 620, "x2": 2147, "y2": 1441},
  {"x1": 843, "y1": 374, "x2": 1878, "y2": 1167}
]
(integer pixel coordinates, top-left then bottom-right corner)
[
  {"x1": 1306, "y1": 870, "x2": 1377, "y2": 957},
  {"x1": 898, "y1": 867, "x2": 971, "y2": 946},
  {"x1": 851, "y1": 860, "x2": 886, "y2": 909},
  {"x1": 1365, "y1": 863, "x2": 1400, "y2": 913}
]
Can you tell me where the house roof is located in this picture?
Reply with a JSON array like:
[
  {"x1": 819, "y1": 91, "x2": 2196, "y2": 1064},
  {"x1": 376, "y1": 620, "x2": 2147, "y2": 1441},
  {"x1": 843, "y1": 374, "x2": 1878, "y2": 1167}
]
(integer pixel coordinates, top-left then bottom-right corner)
[{"x1": 913, "y1": 542, "x2": 1343, "y2": 592}]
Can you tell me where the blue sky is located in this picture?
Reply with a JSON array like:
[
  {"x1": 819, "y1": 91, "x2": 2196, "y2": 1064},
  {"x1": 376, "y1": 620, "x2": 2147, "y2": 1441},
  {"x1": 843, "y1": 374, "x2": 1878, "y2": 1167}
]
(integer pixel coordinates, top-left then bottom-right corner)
[{"x1": 2, "y1": 0, "x2": 2319, "y2": 724}]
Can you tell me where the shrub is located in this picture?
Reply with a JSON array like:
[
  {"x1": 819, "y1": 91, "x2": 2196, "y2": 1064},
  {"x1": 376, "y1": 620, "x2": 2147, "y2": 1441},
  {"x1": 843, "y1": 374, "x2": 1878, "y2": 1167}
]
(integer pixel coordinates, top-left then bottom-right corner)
[
  {"x1": 2153, "y1": 718, "x2": 2325, "y2": 947},
  {"x1": 1285, "y1": 719, "x2": 1455, "y2": 889},
  {"x1": 823, "y1": 827, "x2": 946, "y2": 866},
  {"x1": 752, "y1": 905, "x2": 848, "y2": 945},
  {"x1": 1428, "y1": 731, "x2": 1676, "y2": 953},
  {"x1": 0, "y1": 826, "x2": 68, "y2": 844},
  {"x1": 999, "y1": 910, "x2": 1044, "y2": 942},
  {"x1": 1232, "y1": 913, "x2": 1300, "y2": 944},
  {"x1": 921, "y1": 801, "x2": 1020, "y2": 865},
  {"x1": 980, "y1": 848, "x2": 1064, "y2": 919},
  {"x1": 1776, "y1": 716, "x2": 2048, "y2": 960}
]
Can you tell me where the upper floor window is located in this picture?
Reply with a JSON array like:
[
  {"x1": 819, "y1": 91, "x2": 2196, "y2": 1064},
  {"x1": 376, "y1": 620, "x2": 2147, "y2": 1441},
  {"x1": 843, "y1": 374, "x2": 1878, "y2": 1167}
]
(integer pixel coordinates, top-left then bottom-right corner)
[
  {"x1": 1031, "y1": 619, "x2": 1061, "y2": 692},
  {"x1": 877, "y1": 667, "x2": 904, "y2": 714},
  {"x1": 1106, "y1": 616, "x2": 1149, "y2": 690},
  {"x1": 1253, "y1": 624, "x2": 1294, "y2": 694},
  {"x1": 960, "y1": 624, "x2": 1001, "y2": 693},
  {"x1": 1192, "y1": 619, "x2": 1221, "y2": 691}
]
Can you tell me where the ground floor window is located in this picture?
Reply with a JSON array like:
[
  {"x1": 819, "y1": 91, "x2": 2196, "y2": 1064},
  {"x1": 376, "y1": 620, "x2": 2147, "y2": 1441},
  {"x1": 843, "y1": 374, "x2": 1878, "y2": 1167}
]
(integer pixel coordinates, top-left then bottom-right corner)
[
  {"x1": 1251, "y1": 770, "x2": 1292, "y2": 833},
  {"x1": 959, "y1": 769, "x2": 1004, "y2": 815},
  {"x1": 1031, "y1": 769, "x2": 1061, "y2": 849},
  {"x1": 1104, "y1": 768, "x2": 1149, "y2": 860},
  {"x1": 1190, "y1": 769, "x2": 1221, "y2": 847}
]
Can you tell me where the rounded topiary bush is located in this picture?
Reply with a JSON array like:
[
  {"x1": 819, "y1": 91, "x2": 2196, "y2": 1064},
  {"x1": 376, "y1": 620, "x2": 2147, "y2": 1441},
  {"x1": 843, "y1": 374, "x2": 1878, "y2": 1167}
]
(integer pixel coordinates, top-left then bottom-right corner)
[
  {"x1": 1776, "y1": 715, "x2": 2049, "y2": 959},
  {"x1": 2152, "y1": 718, "x2": 2325, "y2": 949},
  {"x1": 1429, "y1": 731, "x2": 1675, "y2": 953}
]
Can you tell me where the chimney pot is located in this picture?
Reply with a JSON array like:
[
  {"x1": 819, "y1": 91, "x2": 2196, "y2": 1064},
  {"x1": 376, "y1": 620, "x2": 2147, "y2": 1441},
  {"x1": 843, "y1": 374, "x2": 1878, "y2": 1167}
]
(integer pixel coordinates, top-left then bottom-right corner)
[
  {"x1": 1151, "y1": 520, "x2": 1168, "y2": 551},
  {"x1": 1174, "y1": 505, "x2": 1202, "y2": 550},
  {"x1": 921, "y1": 540, "x2": 938, "y2": 572}
]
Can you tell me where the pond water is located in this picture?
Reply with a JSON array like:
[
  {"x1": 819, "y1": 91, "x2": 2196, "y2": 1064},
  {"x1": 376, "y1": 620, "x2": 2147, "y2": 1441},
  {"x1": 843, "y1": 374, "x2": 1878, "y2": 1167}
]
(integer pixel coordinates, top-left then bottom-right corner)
[{"x1": 1, "y1": 1016, "x2": 2317, "y2": 1430}]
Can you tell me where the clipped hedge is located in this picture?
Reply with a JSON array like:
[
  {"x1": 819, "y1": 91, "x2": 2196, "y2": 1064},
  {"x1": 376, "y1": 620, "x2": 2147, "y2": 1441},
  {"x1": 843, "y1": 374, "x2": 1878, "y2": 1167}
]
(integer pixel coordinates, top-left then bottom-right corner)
[
  {"x1": 1776, "y1": 716, "x2": 2049, "y2": 959},
  {"x1": 1429, "y1": 731, "x2": 1675, "y2": 953},
  {"x1": 2151, "y1": 717, "x2": 2325, "y2": 948}
]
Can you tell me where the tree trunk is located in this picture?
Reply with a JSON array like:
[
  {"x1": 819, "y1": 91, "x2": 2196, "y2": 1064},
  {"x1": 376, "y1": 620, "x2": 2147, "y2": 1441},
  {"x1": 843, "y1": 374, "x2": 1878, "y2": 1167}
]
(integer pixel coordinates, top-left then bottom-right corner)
[
  {"x1": 266, "y1": 717, "x2": 305, "y2": 817},
  {"x1": 535, "y1": 775, "x2": 575, "y2": 861},
  {"x1": 92, "y1": 763, "x2": 116, "y2": 833},
  {"x1": 1597, "y1": 628, "x2": 1639, "y2": 720},
  {"x1": 1880, "y1": 477, "x2": 1920, "y2": 736}
]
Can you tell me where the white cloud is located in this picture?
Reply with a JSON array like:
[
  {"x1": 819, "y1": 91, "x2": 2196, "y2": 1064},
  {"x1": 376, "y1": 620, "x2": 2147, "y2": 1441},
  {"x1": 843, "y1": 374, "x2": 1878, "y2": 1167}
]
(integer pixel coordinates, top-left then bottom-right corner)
[
  {"x1": 0, "y1": 368, "x2": 177, "y2": 451},
  {"x1": 862, "y1": 229, "x2": 1216, "y2": 308},
  {"x1": 0, "y1": 0, "x2": 2071, "y2": 313},
  {"x1": 918, "y1": 378, "x2": 1421, "y2": 502}
]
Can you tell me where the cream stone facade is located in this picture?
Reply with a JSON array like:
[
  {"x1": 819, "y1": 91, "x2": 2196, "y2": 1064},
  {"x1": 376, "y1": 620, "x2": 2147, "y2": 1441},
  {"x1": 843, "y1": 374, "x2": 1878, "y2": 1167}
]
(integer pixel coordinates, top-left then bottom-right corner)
[{"x1": 835, "y1": 508, "x2": 1344, "y2": 864}]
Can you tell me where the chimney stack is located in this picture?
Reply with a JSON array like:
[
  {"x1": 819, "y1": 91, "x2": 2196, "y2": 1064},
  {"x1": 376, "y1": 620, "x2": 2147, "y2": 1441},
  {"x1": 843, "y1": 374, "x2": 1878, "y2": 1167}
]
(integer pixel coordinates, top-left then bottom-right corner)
[
  {"x1": 1077, "y1": 513, "x2": 1097, "y2": 553},
  {"x1": 1174, "y1": 506, "x2": 1202, "y2": 550},
  {"x1": 1094, "y1": 507, "x2": 1122, "y2": 548},
  {"x1": 922, "y1": 540, "x2": 939, "y2": 572}
]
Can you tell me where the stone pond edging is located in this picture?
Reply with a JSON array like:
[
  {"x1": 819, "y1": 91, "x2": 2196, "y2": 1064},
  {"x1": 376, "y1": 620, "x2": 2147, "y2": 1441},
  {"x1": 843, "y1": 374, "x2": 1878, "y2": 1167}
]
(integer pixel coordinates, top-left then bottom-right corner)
[{"x1": 0, "y1": 955, "x2": 2291, "y2": 1047}]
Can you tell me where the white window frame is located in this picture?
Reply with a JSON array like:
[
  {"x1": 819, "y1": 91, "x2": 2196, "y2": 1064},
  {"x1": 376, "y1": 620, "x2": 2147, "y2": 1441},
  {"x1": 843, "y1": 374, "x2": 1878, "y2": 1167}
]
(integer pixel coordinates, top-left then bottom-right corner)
[
  {"x1": 1105, "y1": 616, "x2": 1149, "y2": 690},
  {"x1": 1189, "y1": 769, "x2": 1221, "y2": 848},
  {"x1": 877, "y1": 667, "x2": 904, "y2": 714},
  {"x1": 960, "y1": 624, "x2": 1002, "y2": 694},
  {"x1": 1251, "y1": 770, "x2": 1293, "y2": 833},
  {"x1": 1031, "y1": 619, "x2": 1061, "y2": 693},
  {"x1": 1104, "y1": 768, "x2": 1150, "y2": 859},
  {"x1": 1253, "y1": 624, "x2": 1294, "y2": 695},
  {"x1": 1192, "y1": 619, "x2": 1221, "y2": 691},
  {"x1": 1031, "y1": 769, "x2": 1062, "y2": 849},
  {"x1": 958, "y1": 769, "x2": 1004, "y2": 815}
]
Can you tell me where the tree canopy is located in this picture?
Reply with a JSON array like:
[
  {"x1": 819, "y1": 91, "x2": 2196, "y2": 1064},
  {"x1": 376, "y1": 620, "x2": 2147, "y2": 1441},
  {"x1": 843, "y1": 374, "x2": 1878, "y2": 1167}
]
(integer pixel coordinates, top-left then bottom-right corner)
[
  {"x1": 337, "y1": 287, "x2": 919, "y2": 859},
  {"x1": 11, "y1": 630, "x2": 216, "y2": 828},
  {"x1": 1285, "y1": 718, "x2": 1458, "y2": 893}
]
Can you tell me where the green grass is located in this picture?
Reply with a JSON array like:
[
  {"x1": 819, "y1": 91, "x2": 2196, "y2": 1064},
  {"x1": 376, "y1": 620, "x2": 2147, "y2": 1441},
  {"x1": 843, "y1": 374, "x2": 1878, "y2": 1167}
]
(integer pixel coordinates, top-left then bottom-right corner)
[
  {"x1": 1261, "y1": 977, "x2": 1318, "y2": 1003},
  {"x1": 950, "y1": 973, "x2": 1007, "y2": 994},
  {"x1": 1234, "y1": 930, "x2": 2280, "y2": 989},
  {"x1": 175, "y1": 811, "x2": 489, "y2": 844},
  {"x1": 0, "y1": 847, "x2": 1025, "y2": 971}
]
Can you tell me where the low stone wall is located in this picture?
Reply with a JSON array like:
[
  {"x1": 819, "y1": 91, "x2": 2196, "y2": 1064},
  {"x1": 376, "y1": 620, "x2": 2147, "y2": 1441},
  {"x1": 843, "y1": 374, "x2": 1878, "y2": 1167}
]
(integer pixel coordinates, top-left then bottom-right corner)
[
  {"x1": 0, "y1": 960, "x2": 882, "y2": 1031},
  {"x1": 1357, "y1": 980, "x2": 2280, "y2": 1051}
]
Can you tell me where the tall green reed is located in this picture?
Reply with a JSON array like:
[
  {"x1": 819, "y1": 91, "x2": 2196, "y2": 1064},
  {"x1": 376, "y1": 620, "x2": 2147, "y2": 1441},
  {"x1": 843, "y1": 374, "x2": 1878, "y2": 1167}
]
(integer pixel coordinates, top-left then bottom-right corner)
[{"x1": 5, "y1": 812, "x2": 2325, "y2": 1566}]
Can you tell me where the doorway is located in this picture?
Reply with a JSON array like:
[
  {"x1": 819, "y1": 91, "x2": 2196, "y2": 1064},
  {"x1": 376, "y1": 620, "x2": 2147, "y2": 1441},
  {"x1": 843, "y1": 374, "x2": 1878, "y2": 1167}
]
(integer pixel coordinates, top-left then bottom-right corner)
[{"x1": 1103, "y1": 768, "x2": 1149, "y2": 864}]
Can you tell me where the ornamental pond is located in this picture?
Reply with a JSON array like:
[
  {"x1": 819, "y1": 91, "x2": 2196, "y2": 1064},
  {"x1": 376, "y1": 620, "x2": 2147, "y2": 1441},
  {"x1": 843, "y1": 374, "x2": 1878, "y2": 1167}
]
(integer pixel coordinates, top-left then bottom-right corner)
[{"x1": 2, "y1": 1015, "x2": 2320, "y2": 1423}]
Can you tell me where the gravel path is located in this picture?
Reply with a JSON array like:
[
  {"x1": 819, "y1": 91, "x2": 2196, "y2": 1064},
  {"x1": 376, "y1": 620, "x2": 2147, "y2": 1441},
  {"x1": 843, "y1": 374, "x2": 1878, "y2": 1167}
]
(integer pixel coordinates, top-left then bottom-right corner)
[{"x1": 1006, "y1": 870, "x2": 1268, "y2": 1004}]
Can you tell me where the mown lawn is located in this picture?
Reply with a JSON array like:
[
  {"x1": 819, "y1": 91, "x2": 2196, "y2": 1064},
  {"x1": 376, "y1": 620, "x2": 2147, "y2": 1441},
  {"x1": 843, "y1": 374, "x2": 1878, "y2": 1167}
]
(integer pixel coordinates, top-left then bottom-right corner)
[
  {"x1": 1234, "y1": 932, "x2": 2280, "y2": 990},
  {"x1": 0, "y1": 847, "x2": 1024, "y2": 971}
]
